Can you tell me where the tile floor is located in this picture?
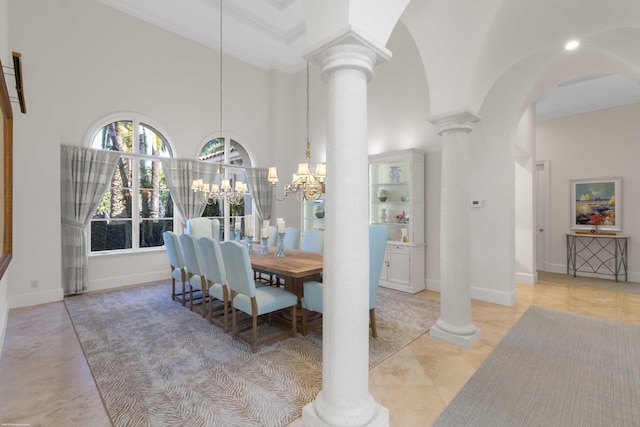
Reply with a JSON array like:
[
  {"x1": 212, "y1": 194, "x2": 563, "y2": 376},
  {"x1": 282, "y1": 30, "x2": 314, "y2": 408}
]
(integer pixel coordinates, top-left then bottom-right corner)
[{"x1": 1, "y1": 275, "x2": 639, "y2": 427}]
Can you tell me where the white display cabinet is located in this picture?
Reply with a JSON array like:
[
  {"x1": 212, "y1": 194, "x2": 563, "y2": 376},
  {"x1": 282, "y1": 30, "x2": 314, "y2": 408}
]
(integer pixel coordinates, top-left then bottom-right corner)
[
  {"x1": 302, "y1": 197, "x2": 325, "y2": 233},
  {"x1": 369, "y1": 148, "x2": 426, "y2": 293}
]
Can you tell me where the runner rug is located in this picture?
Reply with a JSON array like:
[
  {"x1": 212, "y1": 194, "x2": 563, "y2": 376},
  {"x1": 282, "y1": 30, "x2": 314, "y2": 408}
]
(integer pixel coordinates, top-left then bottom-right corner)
[
  {"x1": 65, "y1": 282, "x2": 439, "y2": 427},
  {"x1": 433, "y1": 306, "x2": 640, "y2": 427}
]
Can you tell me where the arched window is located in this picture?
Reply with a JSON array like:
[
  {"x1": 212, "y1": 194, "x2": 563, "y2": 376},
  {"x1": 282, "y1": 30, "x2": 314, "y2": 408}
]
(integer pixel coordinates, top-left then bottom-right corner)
[
  {"x1": 89, "y1": 117, "x2": 174, "y2": 252},
  {"x1": 198, "y1": 137, "x2": 252, "y2": 232}
]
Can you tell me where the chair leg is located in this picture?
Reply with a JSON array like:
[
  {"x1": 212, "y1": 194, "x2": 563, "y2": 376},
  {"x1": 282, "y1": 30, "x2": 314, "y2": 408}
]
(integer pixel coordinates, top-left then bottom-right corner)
[
  {"x1": 252, "y1": 314, "x2": 258, "y2": 353},
  {"x1": 369, "y1": 308, "x2": 377, "y2": 338},
  {"x1": 231, "y1": 306, "x2": 237, "y2": 339},
  {"x1": 201, "y1": 288, "x2": 206, "y2": 318},
  {"x1": 181, "y1": 280, "x2": 186, "y2": 306},
  {"x1": 291, "y1": 305, "x2": 297, "y2": 337},
  {"x1": 189, "y1": 285, "x2": 194, "y2": 311},
  {"x1": 301, "y1": 308, "x2": 307, "y2": 336},
  {"x1": 171, "y1": 278, "x2": 176, "y2": 301},
  {"x1": 223, "y1": 291, "x2": 229, "y2": 332}
]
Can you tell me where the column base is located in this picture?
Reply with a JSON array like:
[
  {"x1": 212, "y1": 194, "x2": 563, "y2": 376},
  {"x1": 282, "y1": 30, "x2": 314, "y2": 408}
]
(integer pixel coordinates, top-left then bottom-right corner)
[
  {"x1": 302, "y1": 400, "x2": 389, "y2": 427},
  {"x1": 430, "y1": 323, "x2": 482, "y2": 348}
]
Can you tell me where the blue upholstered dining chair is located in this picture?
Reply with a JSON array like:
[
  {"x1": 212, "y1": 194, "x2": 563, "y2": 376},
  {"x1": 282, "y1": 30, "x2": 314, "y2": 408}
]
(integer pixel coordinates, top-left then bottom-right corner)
[
  {"x1": 186, "y1": 217, "x2": 221, "y2": 240},
  {"x1": 220, "y1": 241, "x2": 298, "y2": 352},
  {"x1": 301, "y1": 225, "x2": 389, "y2": 337},
  {"x1": 197, "y1": 236, "x2": 230, "y2": 331},
  {"x1": 179, "y1": 233, "x2": 210, "y2": 317},
  {"x1": 301, "y1": 229, "x2": 324, "y2": 253},
  {"x1": 283, "y1": 227, "x2": 301, "y2": 250},
  {"x1": 162, "y1": 231, "x2": 188, "y2": 306}
]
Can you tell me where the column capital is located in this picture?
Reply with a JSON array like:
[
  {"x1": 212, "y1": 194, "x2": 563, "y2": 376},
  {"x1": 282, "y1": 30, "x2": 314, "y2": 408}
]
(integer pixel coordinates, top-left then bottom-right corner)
[
  {"x1": 431, "y1": 110, "x2": 481, "y2": 136},
  {"x1": 304, "y1": 25, "x2": 392, "y2": 83}
]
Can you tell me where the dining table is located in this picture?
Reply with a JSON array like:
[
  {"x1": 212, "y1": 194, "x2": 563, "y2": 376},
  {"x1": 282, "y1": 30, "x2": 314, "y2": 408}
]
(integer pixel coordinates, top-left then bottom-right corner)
[{"x1": 248, "y1": 243, "x2": 323, "y2": 301}]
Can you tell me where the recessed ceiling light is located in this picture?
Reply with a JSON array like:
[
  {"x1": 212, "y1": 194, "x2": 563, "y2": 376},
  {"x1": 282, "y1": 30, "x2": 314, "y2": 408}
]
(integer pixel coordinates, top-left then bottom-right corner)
[{"x1": 565, "y1": 40, "x2": 580, "y2": 50}]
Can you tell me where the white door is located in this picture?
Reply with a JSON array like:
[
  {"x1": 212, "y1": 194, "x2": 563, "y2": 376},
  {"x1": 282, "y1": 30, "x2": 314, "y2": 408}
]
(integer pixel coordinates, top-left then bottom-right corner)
[{"x1": 535, "y1": 161, "x2": 549, "y2": 271}]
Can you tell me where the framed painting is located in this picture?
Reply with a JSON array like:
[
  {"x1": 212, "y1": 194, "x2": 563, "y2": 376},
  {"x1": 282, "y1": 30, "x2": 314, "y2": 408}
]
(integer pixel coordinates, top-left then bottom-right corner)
[
  {"x1": 571, "y1": 178, "x2": 621, "y2": 231},
  {"x1": 0, "y1": 58, "x2": 13, "y2": 280}
]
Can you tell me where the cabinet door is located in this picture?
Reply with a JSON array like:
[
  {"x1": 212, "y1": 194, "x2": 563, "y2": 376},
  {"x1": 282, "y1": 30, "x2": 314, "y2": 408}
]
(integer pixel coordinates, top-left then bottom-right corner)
[{"x1": 387, "y1": 245, "x2": 411, "y2": 285}]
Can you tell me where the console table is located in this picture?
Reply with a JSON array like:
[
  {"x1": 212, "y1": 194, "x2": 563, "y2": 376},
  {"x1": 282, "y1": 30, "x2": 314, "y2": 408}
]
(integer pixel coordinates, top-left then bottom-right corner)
[{"x1": 566, "y1": 233, "x2": 628, "y2": 282}]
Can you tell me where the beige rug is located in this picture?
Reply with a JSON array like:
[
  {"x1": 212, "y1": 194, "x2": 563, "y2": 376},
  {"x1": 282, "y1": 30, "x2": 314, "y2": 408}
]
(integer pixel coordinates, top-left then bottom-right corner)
[
  {"x1": 433, "y1": 306, "x2": 640, "y2": 426},
  {"x1": 65, "y1": 282, "x2": 439, "y2": 427}
]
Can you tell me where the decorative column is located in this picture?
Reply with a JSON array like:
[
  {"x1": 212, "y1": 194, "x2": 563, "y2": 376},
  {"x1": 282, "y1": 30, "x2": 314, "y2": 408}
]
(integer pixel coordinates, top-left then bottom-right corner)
[
  {"x1": 303, "y1": 28, "x2": 391, "y2": 427},
  {"x1": 429, "y1": 112, "x2": 483, "y2": 348}
]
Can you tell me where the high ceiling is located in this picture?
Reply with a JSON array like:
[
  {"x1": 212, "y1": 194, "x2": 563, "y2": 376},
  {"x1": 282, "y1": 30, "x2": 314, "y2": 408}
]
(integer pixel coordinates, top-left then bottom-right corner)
[
  {"x1": 98, "y1": 0, "x2": 308, "y2": 74},
  {"x1": 98, "y1": 0, "x2": 640, "y2": 120}
]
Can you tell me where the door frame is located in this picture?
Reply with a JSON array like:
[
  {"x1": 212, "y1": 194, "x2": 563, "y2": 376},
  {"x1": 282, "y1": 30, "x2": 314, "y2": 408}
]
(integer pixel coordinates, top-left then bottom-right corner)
[{"x1": 536, "y1": 160, "x2": 551, "y2": 274}]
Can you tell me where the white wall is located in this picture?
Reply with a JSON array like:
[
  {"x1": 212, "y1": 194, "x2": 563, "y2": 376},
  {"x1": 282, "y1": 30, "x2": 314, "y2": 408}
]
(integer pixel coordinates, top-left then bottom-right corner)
[{"x1": 536, "y1": 102, "x2": 640, "y2": 280}]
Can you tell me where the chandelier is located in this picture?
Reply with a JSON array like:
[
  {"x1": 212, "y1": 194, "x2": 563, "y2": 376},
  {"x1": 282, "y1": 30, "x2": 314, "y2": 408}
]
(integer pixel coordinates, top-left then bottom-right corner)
[
  {"x1": 191, "y1": 174, "x2": 248, "y2": 205},
  {"x1": 268, "y1": 62, "x2": 326, "y2": 202},
  {"x1": 192, "y1": 0, "x2": 247, "y2": 205}
]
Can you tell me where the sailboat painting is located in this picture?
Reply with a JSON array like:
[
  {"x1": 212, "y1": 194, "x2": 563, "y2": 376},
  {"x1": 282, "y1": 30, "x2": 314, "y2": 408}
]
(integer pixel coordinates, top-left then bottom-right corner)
[{"x1": 571, "y1": 178, "x2": 621, "y2": 231}]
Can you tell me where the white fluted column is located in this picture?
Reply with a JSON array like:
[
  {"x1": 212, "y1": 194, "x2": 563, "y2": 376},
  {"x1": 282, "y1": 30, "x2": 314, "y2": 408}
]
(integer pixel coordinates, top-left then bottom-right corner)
[
  {"x1": 429, "y1": 112, "x2": 483, "y2": 348},
  {"x1": 302, "y1": 29, "x2": 390, "y2": 427}
]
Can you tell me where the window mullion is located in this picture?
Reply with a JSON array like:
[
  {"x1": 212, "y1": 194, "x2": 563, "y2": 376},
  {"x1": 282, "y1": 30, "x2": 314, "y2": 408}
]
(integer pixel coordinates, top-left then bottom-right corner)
[{"x1": 131, "y1": 120, "x2": 141, "y2": 250}]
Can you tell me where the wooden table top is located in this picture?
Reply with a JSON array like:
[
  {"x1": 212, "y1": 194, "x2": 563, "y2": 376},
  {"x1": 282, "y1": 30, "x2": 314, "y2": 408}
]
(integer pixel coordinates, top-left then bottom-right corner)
[{"x1": 248, "y1": 244, "x2": 323, "y2": 278}]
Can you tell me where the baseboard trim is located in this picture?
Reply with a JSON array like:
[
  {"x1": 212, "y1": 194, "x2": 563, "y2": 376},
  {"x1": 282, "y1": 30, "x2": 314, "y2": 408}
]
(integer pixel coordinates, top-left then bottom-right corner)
[
  {"x1": 9, "y1": 288, "x2": 64, "y2": 309},
  {"x1": 516, "y1": 271, "x2": 536, "y2": 285},
  {"x1": 0, "y1": 301, "x2": 8, "y2": 357},
  {"x1": 87, "y1": 271, "x2": 168, "y2": 293},
  {"x1": 547, "y1": 264, "x2": 639, "y2": 283},
  {"x1": 425, "y1": 278, "x2": 517, "y2": 306},
  {"x1": 471, "y1": 286, "x2": 517, "y2": 306}
]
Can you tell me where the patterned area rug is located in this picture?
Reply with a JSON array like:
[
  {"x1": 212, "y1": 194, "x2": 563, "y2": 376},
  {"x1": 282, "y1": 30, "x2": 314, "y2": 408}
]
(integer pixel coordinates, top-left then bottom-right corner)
[{"x1": 65, "y1": 282, "x2": 439, "y2": 427}]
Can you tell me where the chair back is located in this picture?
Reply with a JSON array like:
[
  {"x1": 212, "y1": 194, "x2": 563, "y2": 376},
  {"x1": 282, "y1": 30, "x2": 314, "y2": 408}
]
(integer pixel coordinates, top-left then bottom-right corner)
[
  {"x1": 186, "y1": 218, "x2": 221, "y2": 240},
  {"x1": 369, "y1": 225, "x2": 389, "y2": 309},
  {"x1": 220, "y1": 241, "x2": 256, "y2": 298},
  {"x1": 179, "y1": 233, "x2": 205, "y2": 279},
  {"x1": 163, "y1": 231, "x2": 185, "y2": 269},
  {"x1": 198, "y1": 236, "x2": 226, "y2": 286},
  {"x1": 267, "y1": 225, "x2": 278, "y2": 246},
  {"x1": 301, "y1": 229, "x2": 324, "y2": 253},
  {"x1": 284, "y1": 227, "x2": 301, "y2": 250}
]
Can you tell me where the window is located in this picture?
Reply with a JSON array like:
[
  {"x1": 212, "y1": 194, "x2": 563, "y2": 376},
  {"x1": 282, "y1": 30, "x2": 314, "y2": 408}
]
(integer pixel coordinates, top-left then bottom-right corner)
[
  {"x1": 90, "y1": 118, "x2": 174, "y2": 252},
  {"x1": 198, "y1": 137, "x2": 252, "y2": 234}
]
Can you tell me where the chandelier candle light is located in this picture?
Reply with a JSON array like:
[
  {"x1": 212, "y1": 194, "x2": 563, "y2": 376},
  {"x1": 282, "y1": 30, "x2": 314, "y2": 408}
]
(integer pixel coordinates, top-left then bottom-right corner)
[
  {"x1": 275, "y1": 218, "x2": 286, "y2": 258},
  {"x1": 191, "y1": 0, "x2": 247, "y2": 205},
  {"x1": 245, "y1": 214, "x2": 254, "y2": 252},
  {"x1": 268, "y1": 62, "x2": 326, "y2": 202},
  {"x1": 260, "y1": 220, "x2": 269, "y2": 255}
]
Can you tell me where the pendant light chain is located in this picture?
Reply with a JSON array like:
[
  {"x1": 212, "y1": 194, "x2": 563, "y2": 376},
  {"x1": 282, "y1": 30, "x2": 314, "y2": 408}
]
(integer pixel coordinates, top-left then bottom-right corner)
[
  {"x1": 191, "y1": 0, "x2": 248, "y2": 205},
  {"x1": 305, "y1": 61, "x2": 311, "y2": 162},
  {"x1": 219, "y1": 0, "x2": 223, "y2": 142}
]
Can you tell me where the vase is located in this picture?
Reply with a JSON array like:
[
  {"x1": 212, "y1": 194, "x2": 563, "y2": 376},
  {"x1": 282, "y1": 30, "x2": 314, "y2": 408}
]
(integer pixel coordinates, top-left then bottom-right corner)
[
  {"x1": 315, "y1": 205, "x2": 325, "y2": 218},
  {"x1": 377, "y1": 189, "x2": 388, "y2": 202},
  {"x1": 389, "y1": 166, "x2": 402, "y2": 183},
  {"x1": 380, "y1": 208, "x2": 387, "y2": 223}
]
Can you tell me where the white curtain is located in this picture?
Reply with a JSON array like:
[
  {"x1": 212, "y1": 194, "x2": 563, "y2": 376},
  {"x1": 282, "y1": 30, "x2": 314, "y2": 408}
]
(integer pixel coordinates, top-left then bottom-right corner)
[
  {"x1": 60, "y1": 145, "x2": 120, "y2": 295},
  {"x1": 163, "y1": 158, "x2": 218, "y2": 228},
  {"x1": 246, "y1": 167, "x2": 273, "y2": 224}
]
